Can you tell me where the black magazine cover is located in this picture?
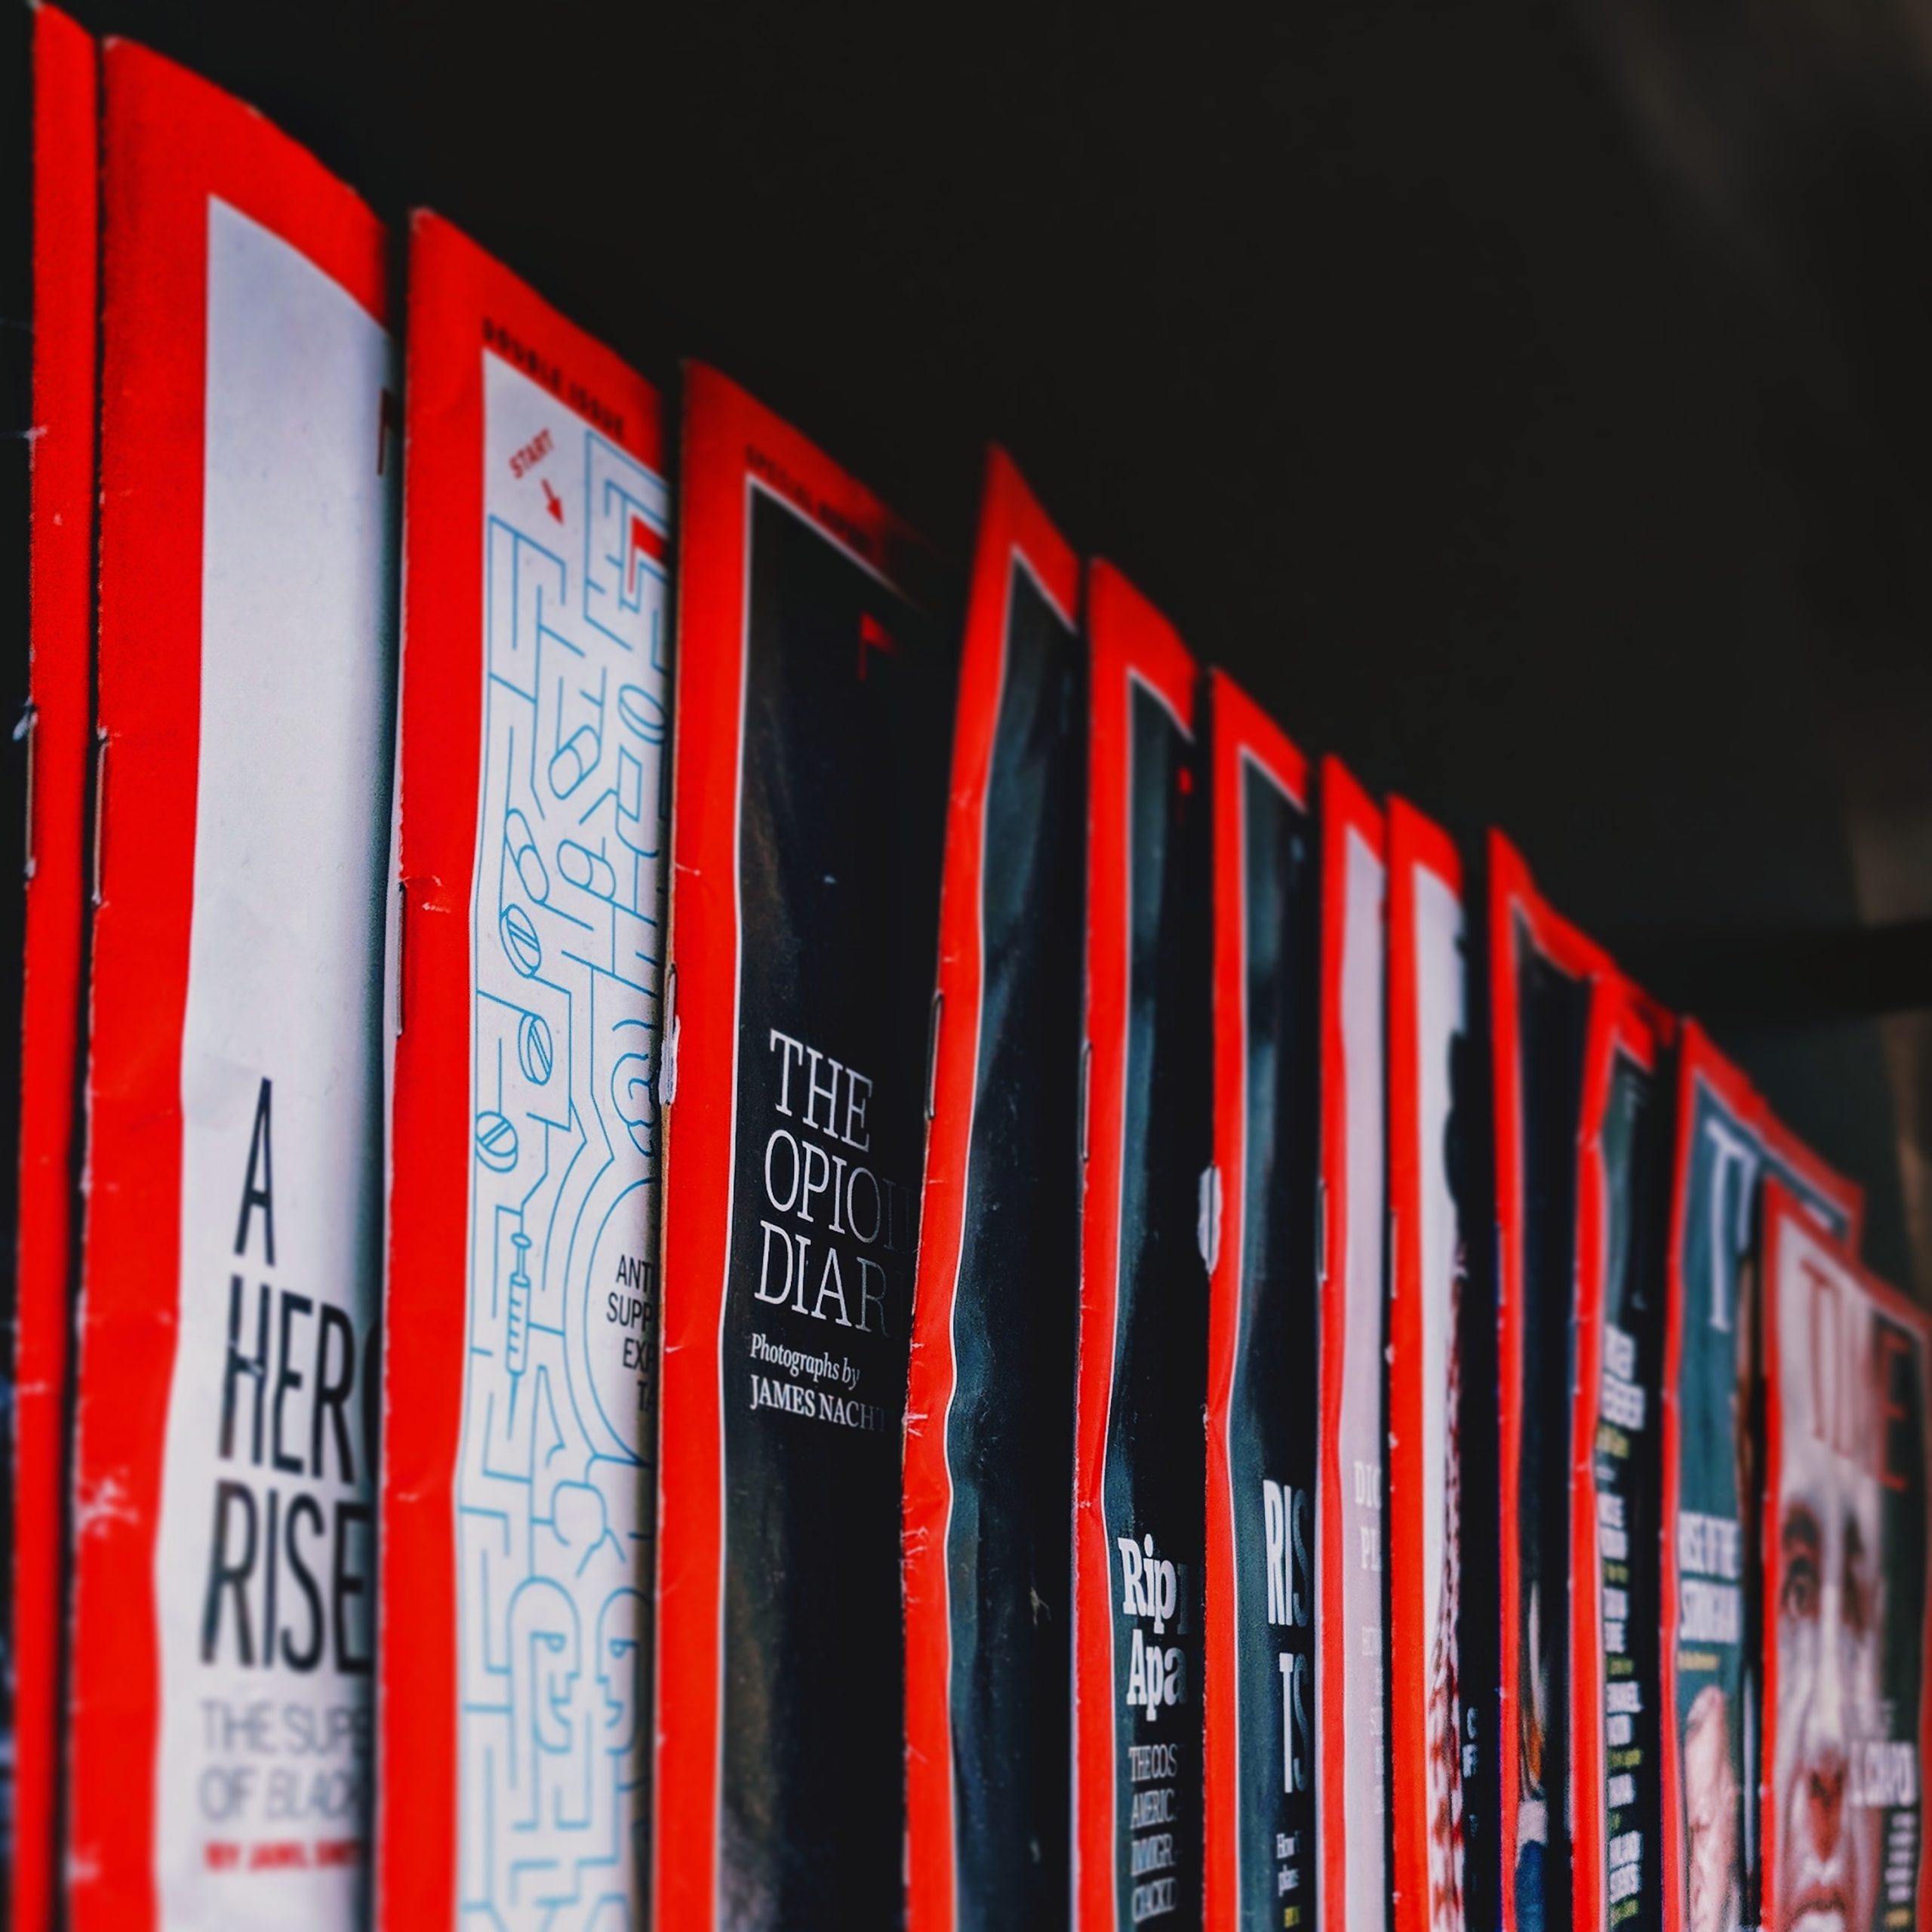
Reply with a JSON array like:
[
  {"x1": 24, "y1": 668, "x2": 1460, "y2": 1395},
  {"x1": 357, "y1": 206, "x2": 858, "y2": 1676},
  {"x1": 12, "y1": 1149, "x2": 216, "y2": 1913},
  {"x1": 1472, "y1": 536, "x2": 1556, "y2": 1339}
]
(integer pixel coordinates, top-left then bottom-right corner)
[
  {"x1": 1202, "y1": 672, "x2": 1319, "y2": 1930},
  {"x1": 1071, "y1": 562, "x2": 1210, "y2": 1931},
  {"x1": 1572, "y1": 980, "x2": 1672, "y2": 1932},
  {"x1": 1490, "y1": 831, "x2": 1607, "y2": 1932},
  {"x1": 902, "y1": 449, "x2": 1085, "y2": 1932},
  {"x1": 655, "y1": 366, "x2": 956, "y2": 1930}
]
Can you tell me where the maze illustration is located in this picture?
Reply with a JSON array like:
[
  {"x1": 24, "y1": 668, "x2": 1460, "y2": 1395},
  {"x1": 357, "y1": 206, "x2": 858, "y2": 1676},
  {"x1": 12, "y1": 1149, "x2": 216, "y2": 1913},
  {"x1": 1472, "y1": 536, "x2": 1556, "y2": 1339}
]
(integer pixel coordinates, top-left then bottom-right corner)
[{"x1": 459, "y1": 352, "x2": 668, "y2": 1929}]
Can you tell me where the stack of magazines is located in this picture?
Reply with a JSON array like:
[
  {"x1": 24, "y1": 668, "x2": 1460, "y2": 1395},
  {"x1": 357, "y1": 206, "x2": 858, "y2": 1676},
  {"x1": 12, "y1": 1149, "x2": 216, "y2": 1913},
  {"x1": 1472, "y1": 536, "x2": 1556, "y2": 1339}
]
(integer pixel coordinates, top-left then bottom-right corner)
[{"x1": 6, "y1": 17, "x2": 1927, "y2": 1932}]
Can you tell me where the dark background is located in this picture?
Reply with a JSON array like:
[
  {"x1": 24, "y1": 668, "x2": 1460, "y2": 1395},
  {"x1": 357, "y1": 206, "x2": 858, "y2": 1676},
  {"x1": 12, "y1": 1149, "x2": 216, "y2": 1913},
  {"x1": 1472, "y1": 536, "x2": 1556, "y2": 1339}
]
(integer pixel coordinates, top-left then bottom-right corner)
[{"x1": 11, "y1": 0, "x2": 1930, "y2": 1291}]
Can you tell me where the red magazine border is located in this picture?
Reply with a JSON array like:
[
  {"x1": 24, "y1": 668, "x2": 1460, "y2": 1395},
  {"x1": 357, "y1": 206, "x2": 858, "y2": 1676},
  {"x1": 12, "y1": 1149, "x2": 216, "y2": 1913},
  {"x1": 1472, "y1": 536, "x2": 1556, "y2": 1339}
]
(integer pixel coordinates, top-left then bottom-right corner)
[
  {"x1": 13, "y1": 14, "x2": 98, "y2": 1930},
  {"x1": 1202, "y1": 670, "x2": 1310, "y2": 1930}
]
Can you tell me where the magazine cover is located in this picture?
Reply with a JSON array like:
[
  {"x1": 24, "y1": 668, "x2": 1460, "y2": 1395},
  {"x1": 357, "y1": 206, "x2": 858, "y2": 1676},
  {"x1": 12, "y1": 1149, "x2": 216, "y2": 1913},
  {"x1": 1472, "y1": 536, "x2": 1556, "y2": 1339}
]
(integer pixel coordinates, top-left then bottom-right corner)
[
  {"x1": 1659, "y1": 1022, "x2": 1865, "y2": 1932},
  {"x1": 62, "y1": 42, "x2": 396, "y2": 1929},
  {"x1": 1571, "y1": 977, "x2": 1672, "y2": 1932},
  {"x1": 1071, "y1": 565, "x2": 1210, "y2": 1932},
  {"x1": 1315, "y1": 756, "x2": 1391, "y2": 1932},
  {"x1": 902, "y1": 450, "x2": 1084, "y2": 1932},
  {"x1": 653, "y1": 367, "x2": 955, "y2": 1930},
  {"x1": 11, "y1": 11, "x2": 97, "y2": 1927},
  {"x1": 1759, "y1": 1183, "x2": 1930, "y2": 1932},
  {"x1": 1387, "y1": 798, "x2": 1473, "y2": 1932},
  {"x1": 1202, "y1": 672, "x2": 1318, "y2": 1932},
  {"x1": 1491, "y1": 830, "x2": 1608, "y2": 1932},
  {"x1": 377, "y1": 215, "x2": 669, "y2": 1930}
]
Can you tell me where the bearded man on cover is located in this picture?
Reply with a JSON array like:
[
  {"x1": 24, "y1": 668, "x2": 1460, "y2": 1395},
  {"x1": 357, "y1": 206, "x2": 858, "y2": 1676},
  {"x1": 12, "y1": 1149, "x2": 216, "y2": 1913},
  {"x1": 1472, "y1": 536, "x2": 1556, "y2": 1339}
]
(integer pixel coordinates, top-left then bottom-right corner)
[{"x1": 1771, "y1": 1311, "x2": 1884, "y2": 1932}]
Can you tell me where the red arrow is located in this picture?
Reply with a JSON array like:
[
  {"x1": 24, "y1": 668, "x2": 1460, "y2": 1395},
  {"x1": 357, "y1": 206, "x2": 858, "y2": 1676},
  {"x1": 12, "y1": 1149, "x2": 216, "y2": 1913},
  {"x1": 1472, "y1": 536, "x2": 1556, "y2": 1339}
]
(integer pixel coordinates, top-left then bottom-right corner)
[
  {"x1": 542, "y1": 478, "x2": 564, "y2": 525},
  {"x1": 629, "y1": 513, "x2": 667, "y2": 595}
]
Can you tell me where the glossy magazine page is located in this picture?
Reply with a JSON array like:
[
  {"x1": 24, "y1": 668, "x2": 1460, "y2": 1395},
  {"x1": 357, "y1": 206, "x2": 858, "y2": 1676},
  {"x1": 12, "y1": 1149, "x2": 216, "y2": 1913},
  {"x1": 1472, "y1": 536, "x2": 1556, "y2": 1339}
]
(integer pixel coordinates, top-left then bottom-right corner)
[
  {"x1": 377, "y1": 214, "x2": 669, "y2": 1930},
  {"x1": 902, "y1": 449, "x2": 1084, "y2": 1932},
  {"x1": 1387, "y1": 798, "x2": 1474, "y2": 1932},
  {"x1": 66, "y1": 40, "x2": 395, "y2": 1928},
  {"x1": 1202, "y1": 671, "x2": 1317, "y2": 1932},
  {"x1": 1759, "y1": 1185, "x2": 1930, "y2": 1932},
  {"x1": 1571, "y1": 979, "x2": 1671, "y2": 1932},
  {"x1": 11, "y1": 12, "x2": 97, "y2": 1928},
  {"x1": 1315, "y1": 755, "x2": 1391, "y2": 1932},
  {"x1": 1071, "y1": 564, "x2": 1209, "y2": 1931},
  {"x1": 654, "y1": 366, "x2": 955, "y2": 1930}
]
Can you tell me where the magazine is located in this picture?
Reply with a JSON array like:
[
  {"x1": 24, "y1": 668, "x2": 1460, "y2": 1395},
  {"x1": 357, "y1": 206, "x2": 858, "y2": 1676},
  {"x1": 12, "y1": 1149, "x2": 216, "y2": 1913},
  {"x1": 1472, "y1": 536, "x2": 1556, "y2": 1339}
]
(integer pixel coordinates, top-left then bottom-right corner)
[
  {"x1": 1488, "y1": 831, "x2": 1607, "y2": 1932},
  {"x1": 1571, "y1": 977, "x2": 1672, "y2": 1932},
  {"x1": 1316, "y1": 757, "x2": 1392, "y2": 1932},
  {"x1": 1759, "y1": 1184, "x2": 1929, "y2": 1932},
  {"x1": 377, "y1": 213, "x2": 669, "y2": 1929},
  {"x1": 1387, "y1": 798, "x2": 1475, "y2": 1932},
  {"x1": 1203, "y1": 672, "x2": 1318, "y2": 1931},
  {"x1": 65, "y1": 40, "x2": 396, "y2": 1927},
  {"x1": 1659, "y1": 1020, "x2": 1864, "y2": 1932},
  {"x1": 901, "y1": 449, "x2": 1084, "y2": 1932},
  {"x1": 653, "y1": 367, "x2": 955, "y2": 1929},
  {"x1": 1071, "y1": 565, "x2": 1210, "y2": 1930}
]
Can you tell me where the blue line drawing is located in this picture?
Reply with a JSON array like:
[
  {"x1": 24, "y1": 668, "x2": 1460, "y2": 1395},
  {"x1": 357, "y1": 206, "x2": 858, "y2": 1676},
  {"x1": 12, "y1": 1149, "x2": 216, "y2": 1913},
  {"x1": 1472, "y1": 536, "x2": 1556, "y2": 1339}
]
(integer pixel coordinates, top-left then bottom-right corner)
[{"x1": 457, "y1": 352, "x2": 667, "y2": 1928}]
